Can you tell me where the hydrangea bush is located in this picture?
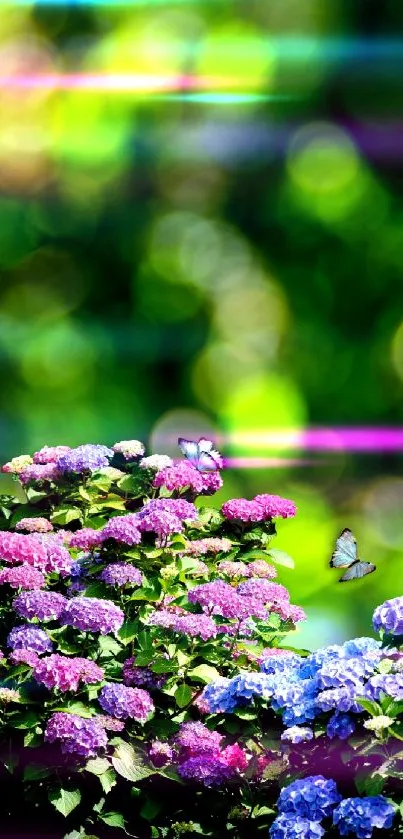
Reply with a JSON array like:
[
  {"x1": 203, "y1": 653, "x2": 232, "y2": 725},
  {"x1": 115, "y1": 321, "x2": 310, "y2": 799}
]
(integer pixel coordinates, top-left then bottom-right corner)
[{"x1": 0, "y1": 440, "x2": 401, "y2": 839}]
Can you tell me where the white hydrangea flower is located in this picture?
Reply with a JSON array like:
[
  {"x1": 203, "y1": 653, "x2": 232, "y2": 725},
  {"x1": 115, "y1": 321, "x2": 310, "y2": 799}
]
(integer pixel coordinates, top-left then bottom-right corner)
[{"x1": 139, "y1": 455, "x2": 173, "y2": 471}]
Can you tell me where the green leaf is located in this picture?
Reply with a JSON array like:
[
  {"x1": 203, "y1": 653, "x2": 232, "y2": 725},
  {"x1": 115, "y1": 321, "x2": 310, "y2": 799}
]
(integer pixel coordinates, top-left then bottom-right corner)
[
  {"x1": 99, "y1": 768, "x2": 117, "y2": 795},
  {"x1": 24, "y1": 730, "x2": 42, "y2": 748},
  {"x1": 381, "y1": 698, "x2": 403, "y2": 717},
  {"x1": 188, "y1": 664, "x2": 221, "y2": 685},
  {"x1": 97, "y1": 635, "x2": 122, "y2": 658},
  {"x1": 235, "y1": 708, "x2": 257, "y2": 721},
  {"x1": 99, "y1": 812, "x2": 125, "y2": 829},
  {"x1": 10, "y1": 710, "x2": 40, "y2": 729},
  {"x1": 151, "y1": 658, "x2": 177, "y2": 674},
  {"x1": 85, "y1": 758, "x2": 110, "y2": 776},
  {"x1": 355, "y1": 772, "x2": 385, "y2": 796},
  {"x1": 82, "y1": 582, "x2": 109, "y2": 598},
  {"x1": 51, "y1": 506, "x2": 82, "y2": 525},
  {"x1": 175, "y1": 684, "x2": 193, "y2": 708},
  {"x1": 140, "y1": 797, "x2": 162, "y2": 821},
  {"x1": 53, "y1": 702, "x2": 93, "y2": 718},
  {"x1": 267, "y1": 549, "x2": 295, "y2": 569},
  {"x1": 49, "y1": 786, "x2": 81, "y2": 817},
  {"x1": 24, "y1": 764, "x2": 52, "y2": 781},
  {"x1": 117, "y1": 620, "x2": 138, "y2": 646},
  {"x1": 112, "y1": 742, "x2": 154, "y2": 782},
  {"x1": 356, "y1": 697, "x2": 383, "y2": 716}
]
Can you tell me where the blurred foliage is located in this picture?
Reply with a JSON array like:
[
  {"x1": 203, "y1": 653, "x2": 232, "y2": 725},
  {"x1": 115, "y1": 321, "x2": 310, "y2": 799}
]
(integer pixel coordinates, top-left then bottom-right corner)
[{"x1": 0, "y1": 0, "x2": 402, "y2": 641}]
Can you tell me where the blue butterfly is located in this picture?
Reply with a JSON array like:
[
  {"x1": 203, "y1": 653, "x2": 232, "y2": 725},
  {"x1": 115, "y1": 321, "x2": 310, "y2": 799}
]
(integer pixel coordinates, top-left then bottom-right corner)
[
  {"x1": 178, "y1": 438, "x2": 223, "y2": 472},
  {"x1": 330, "y1": 528, "x2": 376, "y2": 583}
]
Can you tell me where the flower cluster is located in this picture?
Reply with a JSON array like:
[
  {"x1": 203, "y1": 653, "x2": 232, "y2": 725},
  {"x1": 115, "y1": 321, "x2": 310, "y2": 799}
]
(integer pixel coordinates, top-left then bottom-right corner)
[
  {"x1": 333, "y1": 797, "x2": 396, "y2": 839},
  {"x1": 45, "y1": 712, "x2": 108, "y2": 758},
  {"x1": 222, "y1": 493, "x2": 296, "y2": 523},
  {"x1": 7, "y1": 624, "x2": 53, "y2": 654},
  {"x1": 0, "y1": 565, "x2": 46, "y2": 589},
  {"x1": 112, "y1": 440, "x2": 145, "y2": 459},
  {"x1": 60, "y1": 596, "x2": 124, "y2": 634},
  {"x1": 57, "y1": 444, "x2": 113, "y2": 473},
  {"x1": 32, "y1": 654, "x2": 104, "y2": 692},
  {"x1": 185, "y1": 538, "x2": 233, "y2": 556},
  {"x1": 98, "y1": 683, "x2": 154, "y2": 722},
  {"x1": 122, "y1": 656, "x2": 166, "y2": 689},
  {"x1": 100, "y1": 562, "x2": 143, "y2": 587},
  {"x1": 13, "y1": 590, "x2": 67, "y2": 621},
  {"x1": 101, "y1": 514, "x2": 142, "y2": 546},
  {"x1": 153, "y1": 460, "x2": 223, "y2": 495},
  {"x1": 69, "y1": 528, "x2": 104, "y2": 550},
  {"x1": 15, "y1": 517, "x2": 53, "y2": 533},
  {"x1": 373, "y1": 596, "x2": 403, "y2": 636},
  {"x1": 33, "y1": 446, "x2": 71, "y2": 464}
]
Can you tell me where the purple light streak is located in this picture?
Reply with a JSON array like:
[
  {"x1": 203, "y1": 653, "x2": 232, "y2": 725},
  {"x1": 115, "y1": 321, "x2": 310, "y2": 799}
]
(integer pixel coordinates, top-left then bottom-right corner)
[{"x1": 227, "y1": 428, "x2": 403, "y2": 453}]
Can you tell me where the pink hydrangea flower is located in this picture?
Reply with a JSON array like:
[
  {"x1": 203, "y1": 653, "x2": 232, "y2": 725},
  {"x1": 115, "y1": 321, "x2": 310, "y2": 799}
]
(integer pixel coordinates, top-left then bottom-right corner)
[
  {"x1": 32, "y1": 654, "x2": 104, "y2": 692},
  {"x1": 33, "y1": 446, "x2": 71, "y2": 464},
  {"x1": 19, "y1": 463, "x2": 61, "y2": 484},
  {"x1": 254, "y1": 493, "x2": 297, "y2": 519},
  {"x1": 221, "y1": 498, "x2": 267, "y2": 523},
  {"x1": 15, "y1": 517, "x2": 53, "y2": 533},
  {"x1": 0, "y1": 565, "x2": 46, "y2": 589},
  {"x1": 69, "y1": 529, "x2": 104, "y2": 550},
  {"x1": 185, "y1": 538, "x2": 232, "y2": 556},
  {"x1": 153, "y1": 461, "x2": 222, "y2": 495}
]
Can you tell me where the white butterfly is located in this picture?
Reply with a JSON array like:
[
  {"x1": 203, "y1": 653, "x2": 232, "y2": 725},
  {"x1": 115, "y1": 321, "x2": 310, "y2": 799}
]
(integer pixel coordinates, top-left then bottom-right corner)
[
  {"x1": 178, "y1": 438, "x2": 223, "y2": 472},
  {"x1": 330, "y1": 528, "x2": 376, "y2": 583}
]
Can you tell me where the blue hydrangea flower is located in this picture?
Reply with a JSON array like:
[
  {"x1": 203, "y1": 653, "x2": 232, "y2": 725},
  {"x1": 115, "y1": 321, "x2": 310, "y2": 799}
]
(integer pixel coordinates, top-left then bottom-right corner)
[
  {"x1": 342, "y1": 637, "x2": 381, "y2": 657},
  {"x1": 277, "y1": 775, "x2": 341, "y2": 820},
  {"x1": 269, "y1": 815, "x2": 324, "y2": 839},
  {"x1": 201, "y1": 678, "x2": 237, "y2": 714},
  {"x1": 316, "y1": 686, "x2": 364, "y2": 714},
  {"x1": 373, "y1": 596, "x2": 403, "y2": 637},
  {"x1": 333, "y1": 796, "x2": 396, "y2": 839},
  {"x1": 260, "y1": 654, "x2": 302, "y2": 676},
  {"x1": 326, "y1": 712, "x2": 356, "y2": 740},
  {"x1": 317, "y1": 658, "x2": 376, "y2": 690},
  {"x1": 362, "y1": 673, "x2": 403, "y2": 702},
  {"x1": 57, "y1": 445, "x2": 113, "y2": 474},
  {"x1": 7, "y1": 624, "x2": 53, "y2": 654},
  {"x1": 281, "y1": 726, "x2": 314, "y2": 744}
]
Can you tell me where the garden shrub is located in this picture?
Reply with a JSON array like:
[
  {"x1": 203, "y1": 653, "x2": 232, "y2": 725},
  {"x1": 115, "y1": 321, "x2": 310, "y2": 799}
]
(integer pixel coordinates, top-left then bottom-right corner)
[{"x1": 0, "y1": 439, "x2": 401, "y2": 838}]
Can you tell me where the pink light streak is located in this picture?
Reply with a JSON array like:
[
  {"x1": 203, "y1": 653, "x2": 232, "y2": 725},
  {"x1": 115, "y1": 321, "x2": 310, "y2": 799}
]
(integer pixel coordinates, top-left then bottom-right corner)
[
  {"x1": 225, "y1": 457, "x2": 323, "y2": 468},
  {"x1": 226, "y1": 428, "x2": 403, "y2": 452},
  {"x1": 0, "y1": 73, "x2": 237, "y2": 93}
]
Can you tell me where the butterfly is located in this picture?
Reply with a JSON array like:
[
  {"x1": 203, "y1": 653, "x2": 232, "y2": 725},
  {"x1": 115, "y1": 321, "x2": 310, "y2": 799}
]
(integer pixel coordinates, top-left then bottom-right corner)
[
  {"x1": 178, "y1": 438, "x2": 223, "y2": 472},
  {"x1": 330, "y1": 528, "x2": 376, "y2": 583}
]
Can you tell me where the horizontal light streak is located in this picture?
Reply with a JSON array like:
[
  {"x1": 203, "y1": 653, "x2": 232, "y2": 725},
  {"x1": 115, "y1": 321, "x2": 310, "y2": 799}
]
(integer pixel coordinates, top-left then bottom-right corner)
[
  {"x1": 225, "y1": 457, "x2": 323, "y2": 468},
  {"x1": 226, "y1": 428, "x2": 403, "y2": 453}
]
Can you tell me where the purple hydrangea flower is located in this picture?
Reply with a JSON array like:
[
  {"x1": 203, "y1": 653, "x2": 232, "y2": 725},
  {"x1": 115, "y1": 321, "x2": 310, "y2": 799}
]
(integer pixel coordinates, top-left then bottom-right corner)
[
  {"x1": 100, "y1": 514, "x2": 142, "y2": 546},
  {"x1": 45, "y1": 712, "x2": 108, "y2": 758},
  {"x1": 69, "y1": 529, "x2": 104, "y2": 550},
  {"x1": 333, "y1": 796, "x2": 396, "y2": 839},
  {"x1": 33, "y1": 654, "x2": 104, "y2": 692},
  {"x1": 57, "y1": 444, "x2": 113, "y2": 474},
  {"x1": 277, "y1": 775, "x2": 341, "y2": 820},
  {"x1": 149, "y1": 740, "x2": 173, "y2": 767},
  {"x1": 237, "y1": 579, "x2": 289, "y2": 603},
  {"x1": 177, "y1": 755, "x2": 233, "y2": 786},
  {"x1": 7, "y1": 625, "x2": 53, "y2": 654},
  {"x1": 13, "y1": 590, "x2": 67, "y2": 621},
  {"x1": 326, "y1": 712, "x2": 356, "y2": 740},
  {"x1": 100, "y1": 563, "x2": 143, "y2": 587},
  {"x1": 187, "y1": 580, "x2": 267, "y2": 620},
  {"x1": 270, "y1": 816, "x2": 324, "y2": 839},
  {"x1": 362, "y1": 673, "x2": 403, "y2": 701},
  {"x1": 19, "y1": 463, "x2": 60, "y2": 484},
  {"x1": 98, "y1": 683, "x2": 154, "y2": 722},
  {"x1": 60, "y1": 596, "x2": 124, "y2": 635},
  {"x1": 122, "y1": 656, "x2": 166, "y2": 689},
  {"x1": 281, "y1": 726, "x2": 314, "y2": 744},
  {"x1": 172, "y1": 613, "x2": 218, "y2": 641},
  {"x1": 15, "y1": 517, "x2": 53, "y2": 533},
  {"x1": 373, "y1": 596, "x2": 403, "y2": 636},
  {"x1": 175, "y1": 722, "x2": 222, "y2": 757}
]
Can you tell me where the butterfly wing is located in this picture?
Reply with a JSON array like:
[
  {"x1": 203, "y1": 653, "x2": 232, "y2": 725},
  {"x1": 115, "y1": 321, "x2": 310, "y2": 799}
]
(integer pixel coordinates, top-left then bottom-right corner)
[
  {"x1": 197, "y1": 451, "x2": 221, "y2": 472},
  {"x1": 197, "y1": 438, "x2": 214, "y2": 454},
  {"x1": 339, "y1": 561, "x2": 376, "y2": 583},
  {"x1": 178, "y1": 438, "x2": 199, "y2": 465},
  {"x1": 330, "y1": 528, "x2": 357, "y2": 568}
]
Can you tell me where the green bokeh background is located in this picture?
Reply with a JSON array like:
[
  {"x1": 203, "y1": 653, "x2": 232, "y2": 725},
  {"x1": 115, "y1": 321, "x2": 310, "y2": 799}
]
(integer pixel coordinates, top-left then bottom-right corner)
[{"x1": 0, "y1": 0, "x2": 402, "y2": 647}]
